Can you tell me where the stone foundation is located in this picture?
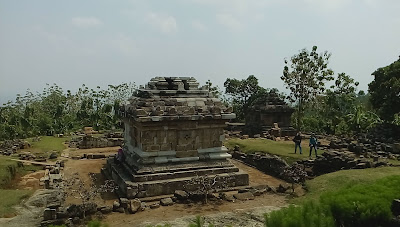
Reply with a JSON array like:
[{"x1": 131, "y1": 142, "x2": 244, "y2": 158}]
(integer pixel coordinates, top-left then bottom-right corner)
[{"x1": 103, "y1": 158, "x2": 248, "y2": 198}]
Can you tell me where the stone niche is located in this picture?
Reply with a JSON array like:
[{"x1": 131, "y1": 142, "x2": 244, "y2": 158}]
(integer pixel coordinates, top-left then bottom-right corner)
[
  {"x1": 245, "y1": 91, "x2": 296, "y2": 136},
  {"x1": 104, "y1": 77, "x2": 249, "y2": 198}
]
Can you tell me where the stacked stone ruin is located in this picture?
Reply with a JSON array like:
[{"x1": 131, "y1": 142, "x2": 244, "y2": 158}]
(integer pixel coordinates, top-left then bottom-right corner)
[
  {"x1": 104, "y1": 77, "x2": 249, "y2": 199},
  {"x1": 245, "y1": 91, "x2": 296, "y2": 136}
]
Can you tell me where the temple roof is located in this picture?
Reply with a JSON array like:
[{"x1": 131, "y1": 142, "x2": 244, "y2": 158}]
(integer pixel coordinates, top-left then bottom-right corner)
[{"x1": 119, "y1": 77, "x2": 235, "y2": 122}]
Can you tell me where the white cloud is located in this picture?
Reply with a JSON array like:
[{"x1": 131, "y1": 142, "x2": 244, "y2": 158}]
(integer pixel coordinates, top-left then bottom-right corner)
[
  {"x1": 71, "y1": 17, "x2": 103, "y2": 28},
  {"x1": 145, "y1": 12, "x2": 177, "y2": 33},
  {"x1": 216, "y1": 13, "x2": 242, "y2": 31},
  {"x1": 192, "y1": 20, "x2": 208, "y2": 31}
]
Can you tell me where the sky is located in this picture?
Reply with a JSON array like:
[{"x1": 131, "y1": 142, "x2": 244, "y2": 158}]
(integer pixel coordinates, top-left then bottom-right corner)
[{"x1": 1, "y1": 0, "x2": 400, "y2": 104}]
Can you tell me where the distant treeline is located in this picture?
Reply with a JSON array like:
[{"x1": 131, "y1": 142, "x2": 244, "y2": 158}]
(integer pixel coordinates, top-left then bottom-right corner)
[{"x1": 0, "y1": 83, "x2": 136, "y2": 140}]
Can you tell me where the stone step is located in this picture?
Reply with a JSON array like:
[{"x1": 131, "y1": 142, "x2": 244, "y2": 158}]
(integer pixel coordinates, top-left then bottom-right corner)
[
  {"x1": 133, "y1": 170, "x2": 249, "y2": 198},
  {"x1": 134, "y1": 160, "x2": 235, "y2": 175},
  {"x1": 132, "y1": 166, "x2": 240, "y2": 182}
]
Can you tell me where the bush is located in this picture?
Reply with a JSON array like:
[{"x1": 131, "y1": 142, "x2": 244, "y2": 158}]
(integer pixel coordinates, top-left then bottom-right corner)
[
  {"x1": 265, "y1": 175, "x2": 400, "y2": 227},
  {"x1": 265, "y1": 201, "x2": 335, "y2": 227},
  {"x1": 321, "y1": 175, "x2": 400, "y2": 227}
]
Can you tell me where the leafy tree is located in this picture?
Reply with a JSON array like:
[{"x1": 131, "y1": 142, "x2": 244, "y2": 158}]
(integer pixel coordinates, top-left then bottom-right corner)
[
  {"x1": 323, "y1": 73, "x2": 359, "y2": 134},
  {"x1": 223, "y1": 75, "x2": 261, "y2": 121},
  {"x1": 282, "y1": 46, "x2": 334, "y2": 130},
  {"x1": 368, "y1": 57, "x2": 400, "y2": 121}
]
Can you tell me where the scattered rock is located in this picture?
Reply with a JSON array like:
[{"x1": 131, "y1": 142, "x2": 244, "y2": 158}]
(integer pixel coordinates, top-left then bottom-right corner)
[
  {"x1": 119, "y1": 198, "x2": 129, "y2": 209},
  {"x1": 112, "y1": 201, "x2": 120, "y2": 211},
  {"x1": 174, "y1": 190, "x2": 189, "y2": 200},
  {"x1": 49, "y1": 152, "x2": 58, "y2": 159},
  {"x1": 160, "y1": 197, "x2": 174, "y2": 206},
  {"x1": 99, "y1": 206, "x2": 112, "y2": 214},
  {"x1": 128, "y1": 199, "x2": 142, "y2": 214},
  {"x1": 150, "y1": 203, "x2": 160, "y2": 209}
]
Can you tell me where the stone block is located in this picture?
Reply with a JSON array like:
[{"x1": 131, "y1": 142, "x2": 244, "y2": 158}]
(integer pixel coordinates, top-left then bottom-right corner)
[
  {"x1": 176, "y1": 150, "x2": 198, "y2": 158},
  {"x1": 174, "y1": 190, "x2": 189, "y2": 200},
  {"x1": 176, "y1": 145, "x2": 186, "y2": 151},
  {"x1": 43, "y1": 208, "x2": 57, "y2": 220},
  {"x1": 119, "y1": 198, "x2": 129, "y2": 209},
  {"x1": 160, "y1": 198, "x2": 174, "y2": 206},
  {"x1": 128, "y1": 199, "x2": 141, "y2": 214}
]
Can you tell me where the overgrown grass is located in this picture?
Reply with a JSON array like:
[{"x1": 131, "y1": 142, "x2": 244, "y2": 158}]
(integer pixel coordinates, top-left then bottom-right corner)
[
  {"x1": 266, "y1": 167, "x2": 400, "y2": 227},
  {"x1": 0, "y1": 189, "x2": 33, "y2": 217},
  {"x1": 295, "y1": 166, "x2": 400, "y2": 203},
  {"x1": 0, "y1": 157, "x2": 19, "y2": 188},
  {"x1": 224, "y1": 138, "x2": 322, "y2": 164}
]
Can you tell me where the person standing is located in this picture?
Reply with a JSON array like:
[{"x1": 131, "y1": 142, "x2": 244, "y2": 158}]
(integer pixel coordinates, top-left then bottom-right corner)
[
  {"x1": 309, "y1": 133, "x2": 318, "y2": 158},
  {"x1": 293, "y1": 132, "x2": 302, "y2": 154}
]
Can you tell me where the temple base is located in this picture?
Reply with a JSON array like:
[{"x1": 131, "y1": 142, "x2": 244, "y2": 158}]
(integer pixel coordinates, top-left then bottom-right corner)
[{"x1": 103, "y1": 158, "x2": 249, "y2": 198}]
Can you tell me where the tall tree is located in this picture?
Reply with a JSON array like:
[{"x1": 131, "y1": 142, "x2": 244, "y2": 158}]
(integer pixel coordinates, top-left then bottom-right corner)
[
  {"x1": 281, "y1": 46, "x2": 334, "y2": 130},
  {"x1": 324, "y1": 73, "x2": 359, "y2": 134},
  {"x1": 368, "y1": 56, "x2": 400, "y2": 121},
  {"x1": 224, "y1": 75, "x2": 261, "y2": 121}
]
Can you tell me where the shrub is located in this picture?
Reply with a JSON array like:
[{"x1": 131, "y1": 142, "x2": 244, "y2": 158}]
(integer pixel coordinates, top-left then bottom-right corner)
[
  {"x1": 265, "y1": 201, "x2": 335, "y2": 227},
  {"x1": 265, "y1": 175, "x2": 400, "y2": 227},
  {"x1": 321, "y1": 175, "x2": 400, "y2": 227}
]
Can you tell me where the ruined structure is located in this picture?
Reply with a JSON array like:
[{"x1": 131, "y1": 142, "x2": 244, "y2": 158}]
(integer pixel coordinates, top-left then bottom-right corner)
[
  {"x1": 104, "y1": 77, "x2": 249, "y2": 198},
  {"x1": 245, "y1": 91, "x2": 296, "y2": 136}
]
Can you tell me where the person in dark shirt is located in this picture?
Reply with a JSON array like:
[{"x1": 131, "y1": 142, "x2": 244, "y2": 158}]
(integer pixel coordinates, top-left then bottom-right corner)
[
  {"x1": 309, "y1": 133, "x2": 318, "y2": 158},
  {"x1": 293, "y1": 132, "x2": 302, "y2": 154}
]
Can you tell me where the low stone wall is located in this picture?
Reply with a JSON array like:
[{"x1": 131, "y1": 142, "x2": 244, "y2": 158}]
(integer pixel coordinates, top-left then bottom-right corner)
[
  {"x1": 296, "y1": 150, "x2": 390, "y2": 176},
  {"x1": 231, "y1": 151, "x2": 289, "y2": 178}
]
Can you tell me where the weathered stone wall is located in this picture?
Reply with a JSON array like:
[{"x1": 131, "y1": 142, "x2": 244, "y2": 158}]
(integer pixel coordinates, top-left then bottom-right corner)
[{"x1": 231, "y1": 151, "x2": 289, "y2": 178}]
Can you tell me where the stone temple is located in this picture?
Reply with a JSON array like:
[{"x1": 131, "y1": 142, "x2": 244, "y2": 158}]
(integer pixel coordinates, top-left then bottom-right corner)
[
  {"x1": 104, "y1": 77, "x2": 249, "y2": 198},
  {"x1": 245, "y1": 91, "x2": 296, "y2": 137}
]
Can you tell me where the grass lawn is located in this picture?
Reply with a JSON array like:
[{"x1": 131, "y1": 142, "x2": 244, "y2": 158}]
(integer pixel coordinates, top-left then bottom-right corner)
[
  {"x1": 295, "y1": 166, "x2": 400, "y2": 203},
  {"x1": 26, "y1": 136, "x2": 70, "y2": 152},
  {"x1": 224, "y1": 138, "x2": 323, "y2": 164},
  {"x1": 0, "y1": 189, "x2": 33, "y2": 217}
]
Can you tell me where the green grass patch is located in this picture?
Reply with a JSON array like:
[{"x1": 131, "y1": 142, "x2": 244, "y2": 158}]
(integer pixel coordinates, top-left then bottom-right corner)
[
  {"x1": 266, "y1": 167, "x2": 400, "y2": 227},
  {"x1": 0, "y1": 189, "x2": 33, "y2": 217},
  {"x1": 224, "y1": 138, "x2": 322, "y2": 164},
  {"x1": 27, "y1": 136, "x2": 70, "y2": 152},
  {"x1": 296, "y1": 166, "x2": 400, "y2": 203}
]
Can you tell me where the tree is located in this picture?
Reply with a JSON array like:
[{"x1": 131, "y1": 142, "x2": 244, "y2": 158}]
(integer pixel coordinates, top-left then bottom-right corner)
[
  {"x1": 282, "y1": 46, "x2": 334, "y2": 130},
  {"x1": 369, "y1": 57, "x2": 400, "y2": 121},
  {"x1": 323, "y1": 73, "x2": 359, "y2": 134},
  {"x1": 224, "y1": 75, "x2": 261, "y2": 121}
]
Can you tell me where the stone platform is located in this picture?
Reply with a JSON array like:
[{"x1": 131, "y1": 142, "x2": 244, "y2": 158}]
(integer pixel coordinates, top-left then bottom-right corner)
[{"x1": 103, "y1": 158, "x2": 249, "y2": 198}]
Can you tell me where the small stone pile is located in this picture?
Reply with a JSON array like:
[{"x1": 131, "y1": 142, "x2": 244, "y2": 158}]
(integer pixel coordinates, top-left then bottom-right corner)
[
  {"x1": 328, "y1": 135, "x2": 400, "y2": 161},
  {"x1": 297, "y1": 150, "x2": 390, "y2": 176},
  {"x1": 0, "y1": 139, "x2": 30, "y2": 155}
]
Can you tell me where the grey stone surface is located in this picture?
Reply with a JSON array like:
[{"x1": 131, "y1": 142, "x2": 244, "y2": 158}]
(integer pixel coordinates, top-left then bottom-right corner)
[{"x1": 160, "y1": 198, "x2": 174, "y2": 206}]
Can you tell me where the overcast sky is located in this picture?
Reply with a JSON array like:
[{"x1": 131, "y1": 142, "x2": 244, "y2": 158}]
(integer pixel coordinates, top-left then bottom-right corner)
[{"x1": 1, "y1": 0, "x2": 399, "y2": 104}]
